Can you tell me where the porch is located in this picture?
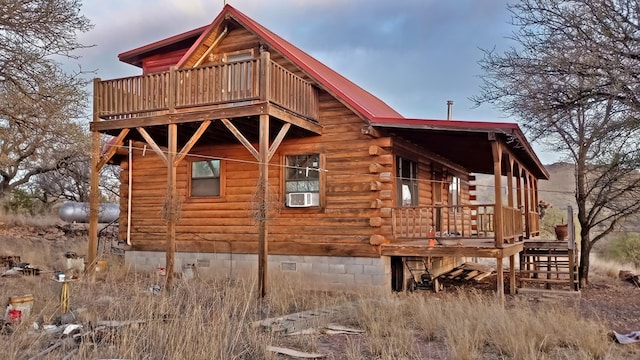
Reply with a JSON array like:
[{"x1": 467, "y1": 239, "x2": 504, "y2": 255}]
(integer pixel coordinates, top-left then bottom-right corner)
[{"x1": 382, "y1": 202, "x2": 541, "y2": 297}]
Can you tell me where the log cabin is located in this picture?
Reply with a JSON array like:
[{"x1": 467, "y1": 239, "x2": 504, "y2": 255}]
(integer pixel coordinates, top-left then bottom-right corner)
[{"x1": 89, "y1": 4, "x2": 550, "y2": 297}]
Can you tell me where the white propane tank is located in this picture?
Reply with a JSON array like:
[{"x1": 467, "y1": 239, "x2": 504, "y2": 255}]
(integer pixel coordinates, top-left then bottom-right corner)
[{"x1": 58, "y1": 202, "x2": 119, "y2": 223}]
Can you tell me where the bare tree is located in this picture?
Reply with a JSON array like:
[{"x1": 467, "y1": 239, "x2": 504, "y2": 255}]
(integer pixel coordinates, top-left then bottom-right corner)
[
  {"x1": 0, "y1": 0, "x2": 92, "y2": 200},
  {"x1": 473, "y1": 0, "x2": 640, "y2": 286}
]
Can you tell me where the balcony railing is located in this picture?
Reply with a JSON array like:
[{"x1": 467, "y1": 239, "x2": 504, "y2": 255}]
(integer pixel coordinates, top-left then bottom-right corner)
[
  {"x1": 392, "y1": 204, "x2": 534, "y2": 246},
  {"x1": 95, "y1": 56, "x2": 319, "y2": 121}
]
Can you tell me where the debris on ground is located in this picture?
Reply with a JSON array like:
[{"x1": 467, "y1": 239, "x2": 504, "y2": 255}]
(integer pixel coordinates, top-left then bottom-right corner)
[
  {"x1": 1, "y1": 262, "x2": 41, "y2": 276},
  {"x1": 612, "y1": 330, "x2": 640, "y2": 344},
  {"x1": 252, "y1": 304, "x2": 354, "y2": 333},
  {"x1": 286, "y1": 324, "x2": 364, "y2": 337},
  {"x1": 266, "y1": 345, "x2": 327, "y2": 359},
  {"x1": 618, "y1": 270, "x2": 640, "y2": 288}
]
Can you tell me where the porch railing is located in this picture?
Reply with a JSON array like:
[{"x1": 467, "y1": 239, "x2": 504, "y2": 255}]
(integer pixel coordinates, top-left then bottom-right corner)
[
  {"x1": 392, "y1": 204, "x2": 532, "y2": 245},
  {"x1": 95, "y1": 57, "x2": 319, "y2": 121}
]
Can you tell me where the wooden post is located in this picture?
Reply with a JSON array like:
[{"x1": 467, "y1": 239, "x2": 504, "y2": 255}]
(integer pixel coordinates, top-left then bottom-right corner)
[
  {"x1": 88, "y1": 78, "x2": 102, "y2": 268},
  {"x1": 523, "y1": 172, "x2": 530, "y2": 239},
  {"x1": 491, "y1": 139, "x2": 504, "y2": 248},
  {"x1": 258, "y1": 114, "x2": 270, "y2": 298},
  {"x1": 88, "y1": 130, "x2": 101, "y2": 267},
  {"x1": 496, "y1": 256, "x2": 504, "y2": 299},
  {"x1": 509, "y1": 254, "x2": 516, "y2": 295},
  {"x1": 259, "y1": 51, "x2": 271, "y2": 102},
  {"x1": 168, "y1": 66, "x2": 176, "y2": 113},
  {"x1": 166, "y1": 124, "x2": 178, "y2": 289}
]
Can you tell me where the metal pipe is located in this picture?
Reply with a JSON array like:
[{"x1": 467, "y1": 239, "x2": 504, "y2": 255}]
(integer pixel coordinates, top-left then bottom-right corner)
[
  {"x1": 447, "y1": 100, "x2": 453, "y2": 120},
  {"x1": 127, "y1": 140, "x2": 132, "y2": 246}
]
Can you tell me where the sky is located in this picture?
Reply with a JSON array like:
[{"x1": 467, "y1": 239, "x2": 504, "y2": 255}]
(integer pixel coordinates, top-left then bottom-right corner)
[{"x1": 74, "y1": 0, "x2": 558, "y2": 163}]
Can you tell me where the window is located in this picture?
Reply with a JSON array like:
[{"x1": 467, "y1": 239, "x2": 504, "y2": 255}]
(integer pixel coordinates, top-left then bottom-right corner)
[
  {"x1": 285, "y1": 154, "x2": 320, "y2": 207},
  {"x1": 191, "y1": 159, "x2": 221, "y2": 197},
  {"x1": 397, "y1": 156, "x2": 418, "y2": 207},
  {"x1": 449, "y1": 176, "x2": 461, "y2": 208}
]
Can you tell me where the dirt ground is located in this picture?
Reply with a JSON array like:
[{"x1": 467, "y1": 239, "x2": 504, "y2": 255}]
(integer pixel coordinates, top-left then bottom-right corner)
[{"x1": 1, "y1": 223, "x2": 639, "y2": 359}]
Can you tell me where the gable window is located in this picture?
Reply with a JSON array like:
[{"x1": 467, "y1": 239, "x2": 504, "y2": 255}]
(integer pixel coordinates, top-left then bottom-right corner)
[
  {"x1": 397, "y1": 156, "x2": 418, "y2": 207},
  {"x1": 285, "y1": 154, "x2": 320, "y2": 207},
  {"x1": 449, "y1": 176, "x2": 461, "y2": 209},
  {"x1": 191, "y1": 159, "x2": 221, "y2": 197}
]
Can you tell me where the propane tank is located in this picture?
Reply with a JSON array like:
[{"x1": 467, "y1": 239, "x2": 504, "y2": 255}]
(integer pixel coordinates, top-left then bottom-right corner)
[{"x1": 58, "y1": 202, "x2": 119, "y2": 223}]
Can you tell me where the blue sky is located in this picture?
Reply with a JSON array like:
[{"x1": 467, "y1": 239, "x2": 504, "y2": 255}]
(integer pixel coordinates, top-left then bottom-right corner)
[{"x1": 75, "y1": 0, "x2": 558, "y2": 163}]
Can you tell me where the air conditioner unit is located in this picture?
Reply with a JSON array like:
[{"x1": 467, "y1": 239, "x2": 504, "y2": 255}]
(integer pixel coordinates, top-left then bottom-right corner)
[{"x1": 286, "y1": 192, "x2": 319, "y2": 207}]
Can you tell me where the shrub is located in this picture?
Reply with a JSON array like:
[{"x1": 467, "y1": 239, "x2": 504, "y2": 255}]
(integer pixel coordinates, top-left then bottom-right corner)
[{"x1": 605, "y1": 233, "x2": 640, "y2": 268}]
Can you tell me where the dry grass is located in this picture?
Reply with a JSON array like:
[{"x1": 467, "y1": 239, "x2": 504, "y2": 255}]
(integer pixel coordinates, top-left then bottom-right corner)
[
  {"x1": 0, "y1": 225, "x2": 637, "y2": 359},
  {"x1": 0, "y1": 261, "x2": 634, "y2": 359}
]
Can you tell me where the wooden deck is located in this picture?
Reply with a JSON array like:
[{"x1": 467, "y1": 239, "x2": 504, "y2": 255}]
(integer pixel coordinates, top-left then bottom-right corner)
[
  {"x1": 94, "y1": 53, "x2": 319, "y2": 123},
  {"x1": 381, "y1": 239, "x2": 523, "y2": 258}
]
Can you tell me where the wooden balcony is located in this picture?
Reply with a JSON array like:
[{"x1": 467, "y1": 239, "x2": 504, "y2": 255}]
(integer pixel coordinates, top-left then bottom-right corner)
[
  {"x1": 94, "y1": 54, "x2": 319, "y2": 123},
  {"x1": 391, "y1": 204, "x2": 533, "y2": 247}
]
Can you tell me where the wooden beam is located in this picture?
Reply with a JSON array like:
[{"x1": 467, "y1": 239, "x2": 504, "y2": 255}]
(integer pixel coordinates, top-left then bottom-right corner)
[
  {"x1": 174, "y1": 120, "x2": 212, "y2": 165},
  {"x1": 165, "y1": 124, "x2": 178, "y2": 289},
  {"x1": 137, "y1": 127, "x2": 168, "y2": 165},
  {"x1": 91, "y1": 102, "x2": 268, "y2": 132},
  {"x1": 193, "y1": 26, "x2": 228, "y2": 67},
  {"x1": 267, "y1": 104, "x2": 322, "y2": 135},
  {"x1": 380, "y1": 242, "x2": 523, "y2": 258},
  {"x1": 97, "y1": 128, "x2": 130, "y2": 170},
  {"x1": 221, "y1": 118, "x2": 260, "y2": 160},
  {"x1": 258, "y1": 114, "x2": 269, "y2": 298},
  {"x1": 267, "y1": 123, "x2": 291, "y2": 161}
]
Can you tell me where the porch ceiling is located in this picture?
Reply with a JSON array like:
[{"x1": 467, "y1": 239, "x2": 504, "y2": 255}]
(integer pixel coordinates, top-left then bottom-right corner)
[{"x1": 371, "y1": 119, "x2": 549, "y2": 179}]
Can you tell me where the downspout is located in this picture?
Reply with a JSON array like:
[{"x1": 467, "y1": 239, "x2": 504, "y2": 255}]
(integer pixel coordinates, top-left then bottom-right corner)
[{"x1": 126, "y1": 140, "x2": 132, "y2": 246}]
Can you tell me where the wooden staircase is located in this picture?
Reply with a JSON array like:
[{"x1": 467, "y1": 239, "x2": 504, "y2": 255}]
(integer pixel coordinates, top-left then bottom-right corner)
[
  {"x1": 518, "y1": 207, "x2": 580, "y2": 295},
  {"x1": 519, "y1": 240, "x2": 579, "y2": 293}
]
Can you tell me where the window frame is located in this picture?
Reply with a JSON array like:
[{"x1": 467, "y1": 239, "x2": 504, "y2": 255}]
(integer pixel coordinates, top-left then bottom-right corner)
[
  {"x1": 188, "y1": 158, "x2": 225, "y2": 200},
  {"x1": 281, "y1": 152, "x2": 325, "y2": 211},
  {"x1": 396, "y1": 156, "x2": 419, "y2": 207}
]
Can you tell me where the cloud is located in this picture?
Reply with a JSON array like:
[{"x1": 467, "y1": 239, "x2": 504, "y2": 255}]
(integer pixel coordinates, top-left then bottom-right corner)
[{"x1": 75, "y1": 0, "x2": 513, "y2": 121}]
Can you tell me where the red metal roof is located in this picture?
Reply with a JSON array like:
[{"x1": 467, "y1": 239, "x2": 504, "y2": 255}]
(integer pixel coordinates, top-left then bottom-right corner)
[
  {"x1": 119, "y1": 25, "x2": 208, "y2": 67},
  {"x1": 371, "y1": 117, "x2": 549, "y2": 179}
]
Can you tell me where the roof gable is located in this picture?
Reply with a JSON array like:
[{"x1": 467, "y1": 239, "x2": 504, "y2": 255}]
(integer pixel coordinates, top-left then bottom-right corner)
[{"x1": 174, "y1": 4, "x2": 403, "y2": 121}]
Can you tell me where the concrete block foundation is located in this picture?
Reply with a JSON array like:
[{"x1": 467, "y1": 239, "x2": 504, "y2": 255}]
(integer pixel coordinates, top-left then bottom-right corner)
[{"x1": 125, "y1": 251, "x2": 392, "y2": 292}]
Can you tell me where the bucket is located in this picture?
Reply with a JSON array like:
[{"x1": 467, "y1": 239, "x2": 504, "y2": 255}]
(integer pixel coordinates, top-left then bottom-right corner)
[
  {"x1": 9, "y1": 294, "x2": 33, "y2": 319},
  {"x1": 95, "y1": 260, "x2": 108, "y2": 272},
  {"x1": 182, "y1": 264, "x2": 195, "y2": 280}
]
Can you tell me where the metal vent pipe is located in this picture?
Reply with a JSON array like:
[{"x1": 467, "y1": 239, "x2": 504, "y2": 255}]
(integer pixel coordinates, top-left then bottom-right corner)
[{"x1": 446, "y1": 100, "x2": 453, "y2": 120}]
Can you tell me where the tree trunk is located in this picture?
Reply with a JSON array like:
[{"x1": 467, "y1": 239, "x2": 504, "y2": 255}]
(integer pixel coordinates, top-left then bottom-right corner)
[{"x1": 579, "y1": 230, "x2": 591, "y2": 287}]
